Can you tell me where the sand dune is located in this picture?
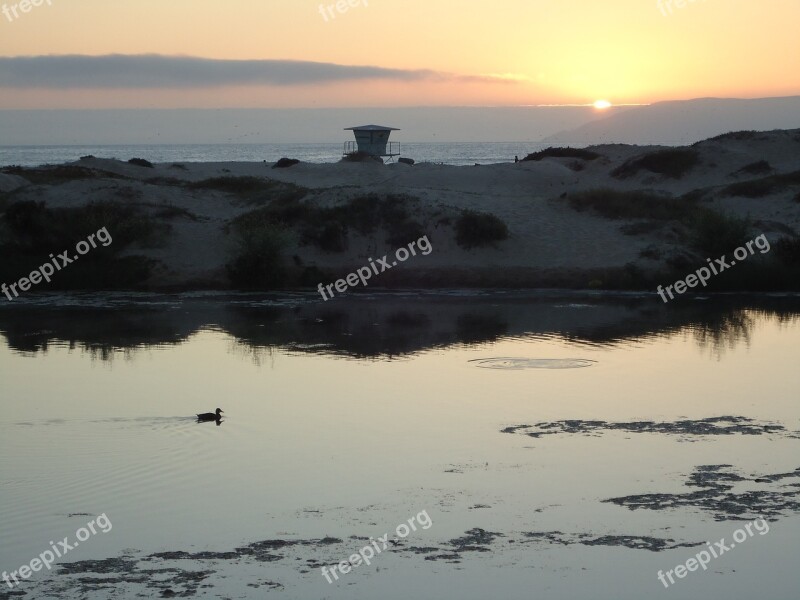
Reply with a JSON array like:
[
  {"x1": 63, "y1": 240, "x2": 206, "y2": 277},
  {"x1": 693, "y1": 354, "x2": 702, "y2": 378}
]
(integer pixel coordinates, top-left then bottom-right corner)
[{"x1": 2, "y1": 130, "x2": 799, "y2": 290}]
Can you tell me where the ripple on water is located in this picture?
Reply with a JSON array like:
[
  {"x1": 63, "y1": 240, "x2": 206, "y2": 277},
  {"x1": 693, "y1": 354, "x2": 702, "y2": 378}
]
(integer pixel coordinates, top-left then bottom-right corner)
[{"x1": 469, "y1": 357, "x2": 596, "y2": 370}]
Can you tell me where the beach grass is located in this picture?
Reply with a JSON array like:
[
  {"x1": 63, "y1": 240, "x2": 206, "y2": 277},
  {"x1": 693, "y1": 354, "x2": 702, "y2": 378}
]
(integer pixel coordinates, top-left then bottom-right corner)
[
  {"x1": 611, "y1": 149, "x2": 700, "y2": 179},
  {"x1": 521, "y1": 147, "x2": 601, "y2": 162}
]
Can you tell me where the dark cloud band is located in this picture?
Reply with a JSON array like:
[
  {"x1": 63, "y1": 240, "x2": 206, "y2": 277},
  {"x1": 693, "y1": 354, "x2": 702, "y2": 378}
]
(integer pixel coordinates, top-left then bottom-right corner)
[{"x1": 0, "y1": 54, "x2": 504, "y2": 89}]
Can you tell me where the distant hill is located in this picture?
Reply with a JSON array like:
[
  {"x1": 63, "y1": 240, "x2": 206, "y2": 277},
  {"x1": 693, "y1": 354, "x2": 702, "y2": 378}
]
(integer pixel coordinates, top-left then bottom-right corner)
[{"x1": 544, "y1": 96, "x2": 800, "y2": 145}]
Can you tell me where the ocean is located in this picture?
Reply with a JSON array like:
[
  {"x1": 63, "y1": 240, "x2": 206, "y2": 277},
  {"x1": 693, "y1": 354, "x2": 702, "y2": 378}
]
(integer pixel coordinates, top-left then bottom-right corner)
[{"x1": 0, "y1": 142, "x2": 565, "y2": 168}]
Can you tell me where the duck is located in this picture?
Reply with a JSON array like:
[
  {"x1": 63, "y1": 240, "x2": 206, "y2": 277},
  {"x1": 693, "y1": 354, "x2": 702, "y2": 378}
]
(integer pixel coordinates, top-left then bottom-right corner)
[{"x1": 197, "y1": 408, "x2": 224, "y2": 421}]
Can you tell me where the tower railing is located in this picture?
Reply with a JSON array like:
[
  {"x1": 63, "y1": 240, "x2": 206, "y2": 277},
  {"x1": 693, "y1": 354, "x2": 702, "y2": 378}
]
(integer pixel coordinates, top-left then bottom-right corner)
[{"x1": 342, "y1": 141, "x2": 401, "y2": 157}]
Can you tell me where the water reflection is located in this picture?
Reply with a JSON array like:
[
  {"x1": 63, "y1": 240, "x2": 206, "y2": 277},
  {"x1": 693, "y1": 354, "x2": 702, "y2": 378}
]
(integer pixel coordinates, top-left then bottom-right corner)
[{"x1": 1, "y1": 291, "x2": 799, "y2": 360}]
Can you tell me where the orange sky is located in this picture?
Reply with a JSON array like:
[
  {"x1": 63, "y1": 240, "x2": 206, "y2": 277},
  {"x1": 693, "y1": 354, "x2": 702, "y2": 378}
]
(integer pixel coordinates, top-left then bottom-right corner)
[{"x1": 0, "y1": 0, "x2": 798, "y2": 109}]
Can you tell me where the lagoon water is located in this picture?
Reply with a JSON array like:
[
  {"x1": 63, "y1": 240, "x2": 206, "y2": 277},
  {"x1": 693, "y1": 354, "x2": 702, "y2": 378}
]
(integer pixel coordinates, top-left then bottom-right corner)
[{"x1": 1, "y1": 291, "x2": 798, "y2": 599}]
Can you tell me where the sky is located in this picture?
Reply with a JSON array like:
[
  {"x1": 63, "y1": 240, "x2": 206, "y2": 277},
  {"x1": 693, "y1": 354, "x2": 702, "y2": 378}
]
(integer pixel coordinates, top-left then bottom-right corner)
[{"x1": 0, "y1": 0, "x2": 799, "y2": 110}]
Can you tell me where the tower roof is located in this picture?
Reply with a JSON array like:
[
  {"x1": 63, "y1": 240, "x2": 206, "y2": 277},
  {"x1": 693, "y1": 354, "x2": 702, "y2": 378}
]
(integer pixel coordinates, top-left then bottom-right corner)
[{"x1": 344, "y1": 125, "x2": 400, "y2": 131}]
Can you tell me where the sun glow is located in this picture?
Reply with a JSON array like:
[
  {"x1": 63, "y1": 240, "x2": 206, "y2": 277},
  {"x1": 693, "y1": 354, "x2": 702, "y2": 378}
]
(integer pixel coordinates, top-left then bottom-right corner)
[{"x1": 593, "y1": 100, "x2": 612, "y2": 109}]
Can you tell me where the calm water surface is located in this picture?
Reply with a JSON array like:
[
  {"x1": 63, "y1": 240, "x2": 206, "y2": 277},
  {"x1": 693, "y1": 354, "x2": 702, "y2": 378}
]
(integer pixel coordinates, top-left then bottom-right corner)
[{"x1": 1, "y1": 291, "x2": 798, "y2": 599}]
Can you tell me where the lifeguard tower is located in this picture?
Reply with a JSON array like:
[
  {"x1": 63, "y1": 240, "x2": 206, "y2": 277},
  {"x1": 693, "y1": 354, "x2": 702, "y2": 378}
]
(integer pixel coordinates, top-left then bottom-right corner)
[{"x1": 343, "y1": 125, "x2": 401, "y2": 162}]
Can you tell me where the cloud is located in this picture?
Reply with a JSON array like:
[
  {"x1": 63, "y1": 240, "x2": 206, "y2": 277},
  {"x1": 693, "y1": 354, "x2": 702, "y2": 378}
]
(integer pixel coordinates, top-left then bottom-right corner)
[{"x1": 0, "y1": 54, "x2": 514, "y2": 89}]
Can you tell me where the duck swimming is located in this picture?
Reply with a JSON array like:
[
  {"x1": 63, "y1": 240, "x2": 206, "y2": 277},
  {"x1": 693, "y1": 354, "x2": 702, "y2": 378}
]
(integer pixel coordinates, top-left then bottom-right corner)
[{"x1": 197, "y1": 408, "x2": 223, "y2": 421}]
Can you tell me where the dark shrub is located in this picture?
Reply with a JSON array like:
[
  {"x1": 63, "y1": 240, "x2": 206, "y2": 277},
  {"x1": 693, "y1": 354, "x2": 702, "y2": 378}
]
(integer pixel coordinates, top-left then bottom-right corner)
[
  {"x1": 723, "y1": 178, "x2": 777, "y2": 198},
  {"x1": 312, "y1": 222, "x2": 349, "y2": 252},
  {"x1": 1, "y1": 165, "x2": 102, "y2": 184},
  {"x1": 690, "y1": 209, "x2": 751, "y2": 256},
  {"x1": 0, "y1": 201, "x2": 163, "y2": 290},
  {"x1": 385, "y1": 220, "x2": 426, "y2": 247},
  {"x1": 455, "y1": 210, "x2": 509, "y2": 249},
  {"x1": 702, "y1": 131, "x2": 764, "y2": 143},
  {"x1": 4, "y1": 200, "x2": 49, "y2": 239},
  {"x1": 521, "y1": 147, "x2": 601, "y2": 162},
  {"x1": 733, "y1": 160, "x2": 772, "y2": 176},
  {"x1": 273, "y1": 158, "x2": 300, "y2": 169},
  {"x1": 128, "y1": 158, "x2": 155, "y2": 168},
  {"x1": 230, "y1": 193, "x2": 424, "y2": 253},
  {"x1": 567, "y1": 161, "x2": 586, "y2": 172},
  {"x1": 611, "y1": 149, "x2": 700, "y2": 179},
  {"x1": 723, "y1": 170, "x2": 800, "y2": 198},
  {"x1": 188, "y1": 176, "x2": 308, "y2": 205},
  {"x1": 333, "y1": 194, "x2": 412, "y2": 235},
  {"x1": 774, "y1": 238, "x2": 800, "y2": 266},
  {"x1": 333, "y1": 194, "x2": 384, "y2": 234},
  {"x1": 226, "y1": 227, "x2": 288, "y2": 289},
  {"x1": 567, "y1": 189, "x2": 692, "y2": 221},
  {"x1": 3, "y1": 199, "x2": 166, "y2": 251}
]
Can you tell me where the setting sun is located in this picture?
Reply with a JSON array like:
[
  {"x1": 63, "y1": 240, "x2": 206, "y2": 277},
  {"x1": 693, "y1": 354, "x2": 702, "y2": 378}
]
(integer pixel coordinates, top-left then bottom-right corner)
[{"x1": 593, "y1": 100, "x2": 612, "y2": 109}]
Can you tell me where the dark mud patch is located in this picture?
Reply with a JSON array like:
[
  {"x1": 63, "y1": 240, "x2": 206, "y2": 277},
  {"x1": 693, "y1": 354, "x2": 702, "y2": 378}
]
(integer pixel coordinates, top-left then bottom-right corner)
[
  {"x1": 58, "y1": 557, "x2": 138, "y2": 575},
  {"x1": 405, "y1": 546, "x2": 441, "y2": 554},
  {"x1": 27, "y1": 536, "x2": 345, "y2": 598},
  {"x1": 247, "y1": 580, "x2": 283, "y2": 590},
  {"x1": 502, "y1": 416, "x2": 796, "y2": 439},
  {"x1": 147, "y1": 550, "x2": 241, "y2": 561},
  {"x1": 604, "y1": 464, "x2": 800, "y2": 521},
  {"x1": 57, "y1": 555, "x2": 214, "y2": 598},
  {"x1": 420, "y1": 528, "x2": 504, "y2": 562},
  {"x1": 449, "y1": 528, "x2": 503, "y2": 552},
  {"x1": 522, "y1": 531, "x2": 702, "y2": 552},
  {"x1": 424, "y1": 553, "x2": 462, "y2": 563}
]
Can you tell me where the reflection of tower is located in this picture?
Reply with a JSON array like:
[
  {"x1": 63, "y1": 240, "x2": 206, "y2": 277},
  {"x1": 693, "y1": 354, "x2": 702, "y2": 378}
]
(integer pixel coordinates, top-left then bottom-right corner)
[{"x1": 343, "y1": 125, "x2": 401, "y2": 160}]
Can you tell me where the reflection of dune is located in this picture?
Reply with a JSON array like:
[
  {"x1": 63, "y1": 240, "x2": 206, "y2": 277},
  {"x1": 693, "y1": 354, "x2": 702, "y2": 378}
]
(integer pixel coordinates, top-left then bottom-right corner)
[
  {"x1": 689, "y1": 309, "x2": 756, "y2": 355},
  {"x1": 0, "y1": 292, "x2": 799, "y2": 360}
]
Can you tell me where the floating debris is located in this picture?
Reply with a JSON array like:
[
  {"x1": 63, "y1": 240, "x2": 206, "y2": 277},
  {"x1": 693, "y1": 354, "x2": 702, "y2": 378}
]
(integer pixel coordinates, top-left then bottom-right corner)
[{"x1": 469, "y1": 357, "x2": 596, "y2": 369}]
